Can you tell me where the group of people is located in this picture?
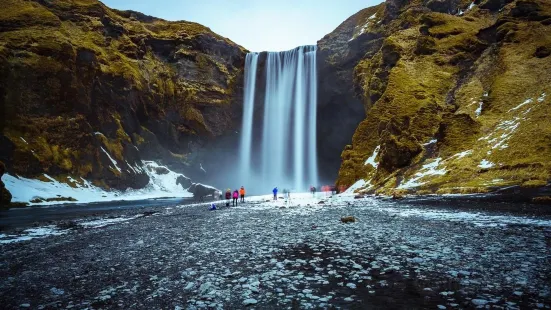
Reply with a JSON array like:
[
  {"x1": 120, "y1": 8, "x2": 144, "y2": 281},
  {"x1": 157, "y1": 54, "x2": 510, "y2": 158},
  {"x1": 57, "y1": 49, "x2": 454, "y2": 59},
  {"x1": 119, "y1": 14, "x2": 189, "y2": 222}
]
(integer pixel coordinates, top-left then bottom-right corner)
[
  {"x1": 224, "y1": 186, "x2": 246, "y2": 207},
  {"x1": 212, "y1": 184, "x2": 343, "y2": 210}
]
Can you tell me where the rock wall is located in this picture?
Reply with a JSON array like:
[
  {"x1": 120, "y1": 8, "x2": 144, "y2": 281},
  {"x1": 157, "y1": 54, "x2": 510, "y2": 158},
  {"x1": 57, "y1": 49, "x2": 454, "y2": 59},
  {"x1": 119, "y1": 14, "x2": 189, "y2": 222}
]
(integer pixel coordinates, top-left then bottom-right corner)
[
  {"x1": 0, "y1": 0, "x2": 246, "y2": 190},
  {"x1": 333, "y1": 0, "x2": 551, "y2": 195},
  {"x1": 316, "y1": 3, "x2": 386, "y2": 183}
]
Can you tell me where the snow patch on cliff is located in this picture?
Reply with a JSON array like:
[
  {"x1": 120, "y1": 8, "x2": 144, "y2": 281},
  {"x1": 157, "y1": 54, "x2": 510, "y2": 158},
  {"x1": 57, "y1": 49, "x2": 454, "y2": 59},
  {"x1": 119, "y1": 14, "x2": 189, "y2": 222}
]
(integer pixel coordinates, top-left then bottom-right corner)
[
  {"x1": 3, "y1": 161, "x2": 193, "y2": 206},
  {"x1": 364, "y1": 145, "x2": 380, "y2": 168},
  {"x1": 398, "y1": 158, "x2": 447, "y2": 189}
]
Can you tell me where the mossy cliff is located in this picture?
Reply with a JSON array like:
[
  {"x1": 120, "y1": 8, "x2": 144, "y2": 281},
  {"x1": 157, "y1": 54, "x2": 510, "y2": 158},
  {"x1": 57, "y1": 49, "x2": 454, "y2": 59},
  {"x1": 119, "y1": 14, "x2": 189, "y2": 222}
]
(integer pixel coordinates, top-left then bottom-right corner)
[
  {"x1": 0, "y1": 0, "x2": 246, "y2": 190},
  {"x1": 333, "y1": 0, "x2": 551, "y2": 195}
]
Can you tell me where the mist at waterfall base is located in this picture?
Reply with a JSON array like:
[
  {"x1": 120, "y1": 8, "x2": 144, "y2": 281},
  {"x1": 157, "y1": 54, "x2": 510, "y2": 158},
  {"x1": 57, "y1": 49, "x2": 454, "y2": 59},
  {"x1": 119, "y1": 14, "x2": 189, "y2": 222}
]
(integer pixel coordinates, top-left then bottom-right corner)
[{"x1": 229, "y1": 46, "x2": 320, "y2": 195}]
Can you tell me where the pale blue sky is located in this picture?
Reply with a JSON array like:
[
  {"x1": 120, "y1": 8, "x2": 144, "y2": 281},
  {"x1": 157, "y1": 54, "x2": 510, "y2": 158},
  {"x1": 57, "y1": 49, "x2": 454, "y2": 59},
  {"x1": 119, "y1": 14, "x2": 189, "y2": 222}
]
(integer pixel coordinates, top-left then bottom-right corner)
[{"x1": 101, "y1": 0, "x2": 383, "y2": 52}]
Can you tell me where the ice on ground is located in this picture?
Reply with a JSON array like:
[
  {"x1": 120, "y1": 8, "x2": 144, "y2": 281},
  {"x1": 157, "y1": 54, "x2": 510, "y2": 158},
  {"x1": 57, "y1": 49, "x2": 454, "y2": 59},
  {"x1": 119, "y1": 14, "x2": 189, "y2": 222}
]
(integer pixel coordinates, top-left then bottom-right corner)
[
  {"x1": 468, "y1": 2, "x2": 476, "y2": 10},
  {"x1": 3, "y1": 160, "x2": 193, "y2": 205},
  {"x1": 364, "y1": 145, "x2": 380, "y2": 168},
  {"x1": 478, "y1": 159, "x2": 494, "y2": 169},
  {"x1": 100, "y1": 147, "x2": 121, "y2": 173},
  {"x1": 508, "y1": 98, "x2": 533, "y2": 112},
  {"x1": 398, "y1": 158, "x2": 447, "y2": 189},
  {"x1": 20, "y1": 137, "x2": 28, "y2": 144},
  {"x1": 537, "y1": 93, "x2": 546, "y2": 103}
]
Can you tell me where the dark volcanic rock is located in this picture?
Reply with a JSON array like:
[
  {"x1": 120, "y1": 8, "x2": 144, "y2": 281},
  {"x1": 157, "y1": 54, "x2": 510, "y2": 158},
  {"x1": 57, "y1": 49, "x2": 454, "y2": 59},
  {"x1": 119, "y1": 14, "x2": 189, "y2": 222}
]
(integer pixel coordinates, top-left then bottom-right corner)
[
  {"x1": 0, "y1": 161, "x2": 12, "y2": 209},
  {"x1": 316, "y1": 4, "x2": 385, "y2": 183}
]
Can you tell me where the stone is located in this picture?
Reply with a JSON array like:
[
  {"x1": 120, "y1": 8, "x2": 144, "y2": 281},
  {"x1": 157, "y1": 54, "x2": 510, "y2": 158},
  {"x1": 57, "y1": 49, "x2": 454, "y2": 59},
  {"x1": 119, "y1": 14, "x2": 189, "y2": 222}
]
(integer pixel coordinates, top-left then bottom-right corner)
[
  {"x1": 341, "y1": 216, "x2": 356, "y2": 223},
  {"x1": 243, "y1": 298, "x2": 258, "y2": 306},
  {"x1": 471, "y1": 299, "x2": 489, "y2": 306}
]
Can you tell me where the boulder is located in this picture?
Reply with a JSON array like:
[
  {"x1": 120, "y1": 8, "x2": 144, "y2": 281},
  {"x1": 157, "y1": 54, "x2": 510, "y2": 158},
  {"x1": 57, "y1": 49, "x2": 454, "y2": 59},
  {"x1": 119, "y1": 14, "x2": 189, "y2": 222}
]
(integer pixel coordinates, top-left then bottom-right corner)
[
  {"x1": 188, "y1": 183, "x2": 219, "y2": 201},
  {"x1": 341, "y1": 216, "x2": 357, "y2": 223},
  {"x1": 0, "y1": 161, "x2": 12, "y2": 209},
  {"x1": 176, "y1": 175, "x2": 192, "y2": 189}
]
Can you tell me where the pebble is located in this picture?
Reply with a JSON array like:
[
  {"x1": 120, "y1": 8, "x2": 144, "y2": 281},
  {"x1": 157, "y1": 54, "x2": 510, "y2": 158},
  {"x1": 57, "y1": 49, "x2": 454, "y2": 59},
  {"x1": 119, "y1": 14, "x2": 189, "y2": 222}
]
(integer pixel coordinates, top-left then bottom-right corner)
[
  {"x1": 346, "y1": 283, "x2": 357, "y2": 289},
  {"x1": 243, "y1": 298, "x2": 257, "y2": 306}
]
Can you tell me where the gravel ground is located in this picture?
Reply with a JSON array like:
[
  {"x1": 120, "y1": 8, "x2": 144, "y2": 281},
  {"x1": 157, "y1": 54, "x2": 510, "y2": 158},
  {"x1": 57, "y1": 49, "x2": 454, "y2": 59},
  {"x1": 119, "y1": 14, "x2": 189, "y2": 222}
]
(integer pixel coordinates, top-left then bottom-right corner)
[{"x1": 0, "y1": 194, "x2": 550, "y2": 309}]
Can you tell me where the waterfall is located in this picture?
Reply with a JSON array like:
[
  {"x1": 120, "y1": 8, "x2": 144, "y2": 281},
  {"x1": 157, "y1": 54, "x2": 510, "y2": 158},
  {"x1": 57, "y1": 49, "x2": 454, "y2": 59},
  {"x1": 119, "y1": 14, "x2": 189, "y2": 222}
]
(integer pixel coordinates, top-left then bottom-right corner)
[
  {"x1": 239, "y1": 53, "x2": 259, "y2": 180},
  {"x1": 238, "y1": 46, "x2": 318, "y2": 193}
]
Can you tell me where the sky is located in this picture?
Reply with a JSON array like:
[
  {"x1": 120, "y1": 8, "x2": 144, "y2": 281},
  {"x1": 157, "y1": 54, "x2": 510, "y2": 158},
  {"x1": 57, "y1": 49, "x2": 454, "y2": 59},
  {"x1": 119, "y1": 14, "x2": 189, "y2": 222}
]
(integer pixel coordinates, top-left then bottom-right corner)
[{"x1": 101, "y1": 0, "x2": 383, "y2": 52}]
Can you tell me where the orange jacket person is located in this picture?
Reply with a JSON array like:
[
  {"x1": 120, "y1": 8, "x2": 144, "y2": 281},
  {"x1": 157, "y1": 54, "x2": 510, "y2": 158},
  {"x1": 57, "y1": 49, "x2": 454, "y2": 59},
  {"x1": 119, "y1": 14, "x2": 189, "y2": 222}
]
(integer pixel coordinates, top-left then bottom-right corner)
[{"x1": 239, "y1": 186, "x2": 246, "y2": 202}]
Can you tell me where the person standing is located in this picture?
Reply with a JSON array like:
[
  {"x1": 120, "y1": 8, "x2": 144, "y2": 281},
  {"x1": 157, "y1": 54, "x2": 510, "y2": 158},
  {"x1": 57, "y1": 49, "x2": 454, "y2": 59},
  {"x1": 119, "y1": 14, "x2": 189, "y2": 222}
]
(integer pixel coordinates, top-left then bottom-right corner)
[
  {"x1": 232, "y1": 189, "x2": 239, "y2": 206},
  {"x1": 225, "y1": 188, "x2": 231, "y2": 207},
  {"x1": 239, "y1": 186, "x2": 246, "y2": 202},
  {"x1": 273, "y1": 187, "x2": 278, "y2": 200}
]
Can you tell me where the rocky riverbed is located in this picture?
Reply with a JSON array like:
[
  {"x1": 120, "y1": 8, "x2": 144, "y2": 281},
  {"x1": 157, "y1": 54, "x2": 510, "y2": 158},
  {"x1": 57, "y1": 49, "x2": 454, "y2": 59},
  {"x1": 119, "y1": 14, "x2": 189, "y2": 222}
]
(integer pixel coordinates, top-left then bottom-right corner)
[{"x1": 0, "y1": 194, "x2": 550, "y2": 309}]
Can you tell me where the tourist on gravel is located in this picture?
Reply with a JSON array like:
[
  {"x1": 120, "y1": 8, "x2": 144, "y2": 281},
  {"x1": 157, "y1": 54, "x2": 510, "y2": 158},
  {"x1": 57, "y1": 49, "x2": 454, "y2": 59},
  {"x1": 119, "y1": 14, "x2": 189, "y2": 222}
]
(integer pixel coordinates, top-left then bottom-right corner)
[
  {"x1": 310, "y1": 186, "x2": 316, "y2": 197},
  {"x1": 239, "y1": 186, "x2": 246, "y2": 202},
  {"x1": 232, "y1": 189, "x2": 239, "y2": 206},
  {"x1": 283, "y1": 188, "x2": 290, "y2": 200},
  {"x1": 273, "y1": 187, "x2": 278, "y2": 200},
  {"x1": 225, "y1": 189, "x2": 231, "y2": 207}
]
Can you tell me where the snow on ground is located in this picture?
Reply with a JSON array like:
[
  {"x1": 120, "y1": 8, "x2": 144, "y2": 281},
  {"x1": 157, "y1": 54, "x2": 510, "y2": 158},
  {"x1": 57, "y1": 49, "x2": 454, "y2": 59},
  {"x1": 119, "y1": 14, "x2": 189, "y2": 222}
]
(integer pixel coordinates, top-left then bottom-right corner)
[
  {"x1": 478, "y1": 115, "x2": 522, "y2": 151},
  {"x1": 478, "y1": 159, "x2": 495, "y2": 169},
  {"x1": 508, "y1": 98, "x2": 533, "y2": 112},
  {"x1": 2, "y1": 160, "x2": 193, "y2": 206},
  {"x1": 78, "y1": 215, "x2": 143, "y2": 229},
  {"x1": 343, "y1": 179, "x2": 367, "y2": 194},
  {"x1": 475, "y1": 101, "x2": 483, "y2": 117},
  {"x1": 100, "y1": 147, "x2": 121, "y2": 173},
  {"x1": 453, "y1": 150, "x2": 472, "y2": 159},
  {"x1": 398, "y1": 158, "x2": 447, "y2": 189},
  {"x1": 422, "y1": 139, "x2": 437, "y2": 146},
  {"x1": 0, "y1": 226, "x2": 68, "y2": 244},
  {"x1": 1, "y1": 195, "x2": 550, "y2": 309},
  {"x1": 538, "y1": 93, "x2": 546, "y2": 103},
  {"x1": 349, "y1": 13, "x2": 378, "y2": 41},
  {"x1": 364, "y1": 145, "x2": 380, "y2": 168}
]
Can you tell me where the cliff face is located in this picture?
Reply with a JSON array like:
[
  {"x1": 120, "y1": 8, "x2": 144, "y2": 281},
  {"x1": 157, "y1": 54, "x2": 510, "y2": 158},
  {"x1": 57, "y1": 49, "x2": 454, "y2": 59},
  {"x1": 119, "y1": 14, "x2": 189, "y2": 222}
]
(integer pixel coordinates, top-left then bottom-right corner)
[
  {"x1": 316, "y1": 3, "x2": 386, "y2": 183},
  {"x1": 0, "y1": 0, "x2": 246, "y2": 191},
  {"x1": 334, "y1": 0, "x2": 551, "y2": 195}
]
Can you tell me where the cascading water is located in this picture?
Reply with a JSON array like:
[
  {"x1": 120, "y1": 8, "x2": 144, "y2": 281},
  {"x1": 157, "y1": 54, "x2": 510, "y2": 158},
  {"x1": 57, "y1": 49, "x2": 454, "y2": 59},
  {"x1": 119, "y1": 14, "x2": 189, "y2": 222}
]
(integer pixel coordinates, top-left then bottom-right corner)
[
  {"x1": 238, "y1": 46, "x2": 318, "y2": 193},
  {"x1": 238, "y1": 53, "x2": 259, "y2": 179}
]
